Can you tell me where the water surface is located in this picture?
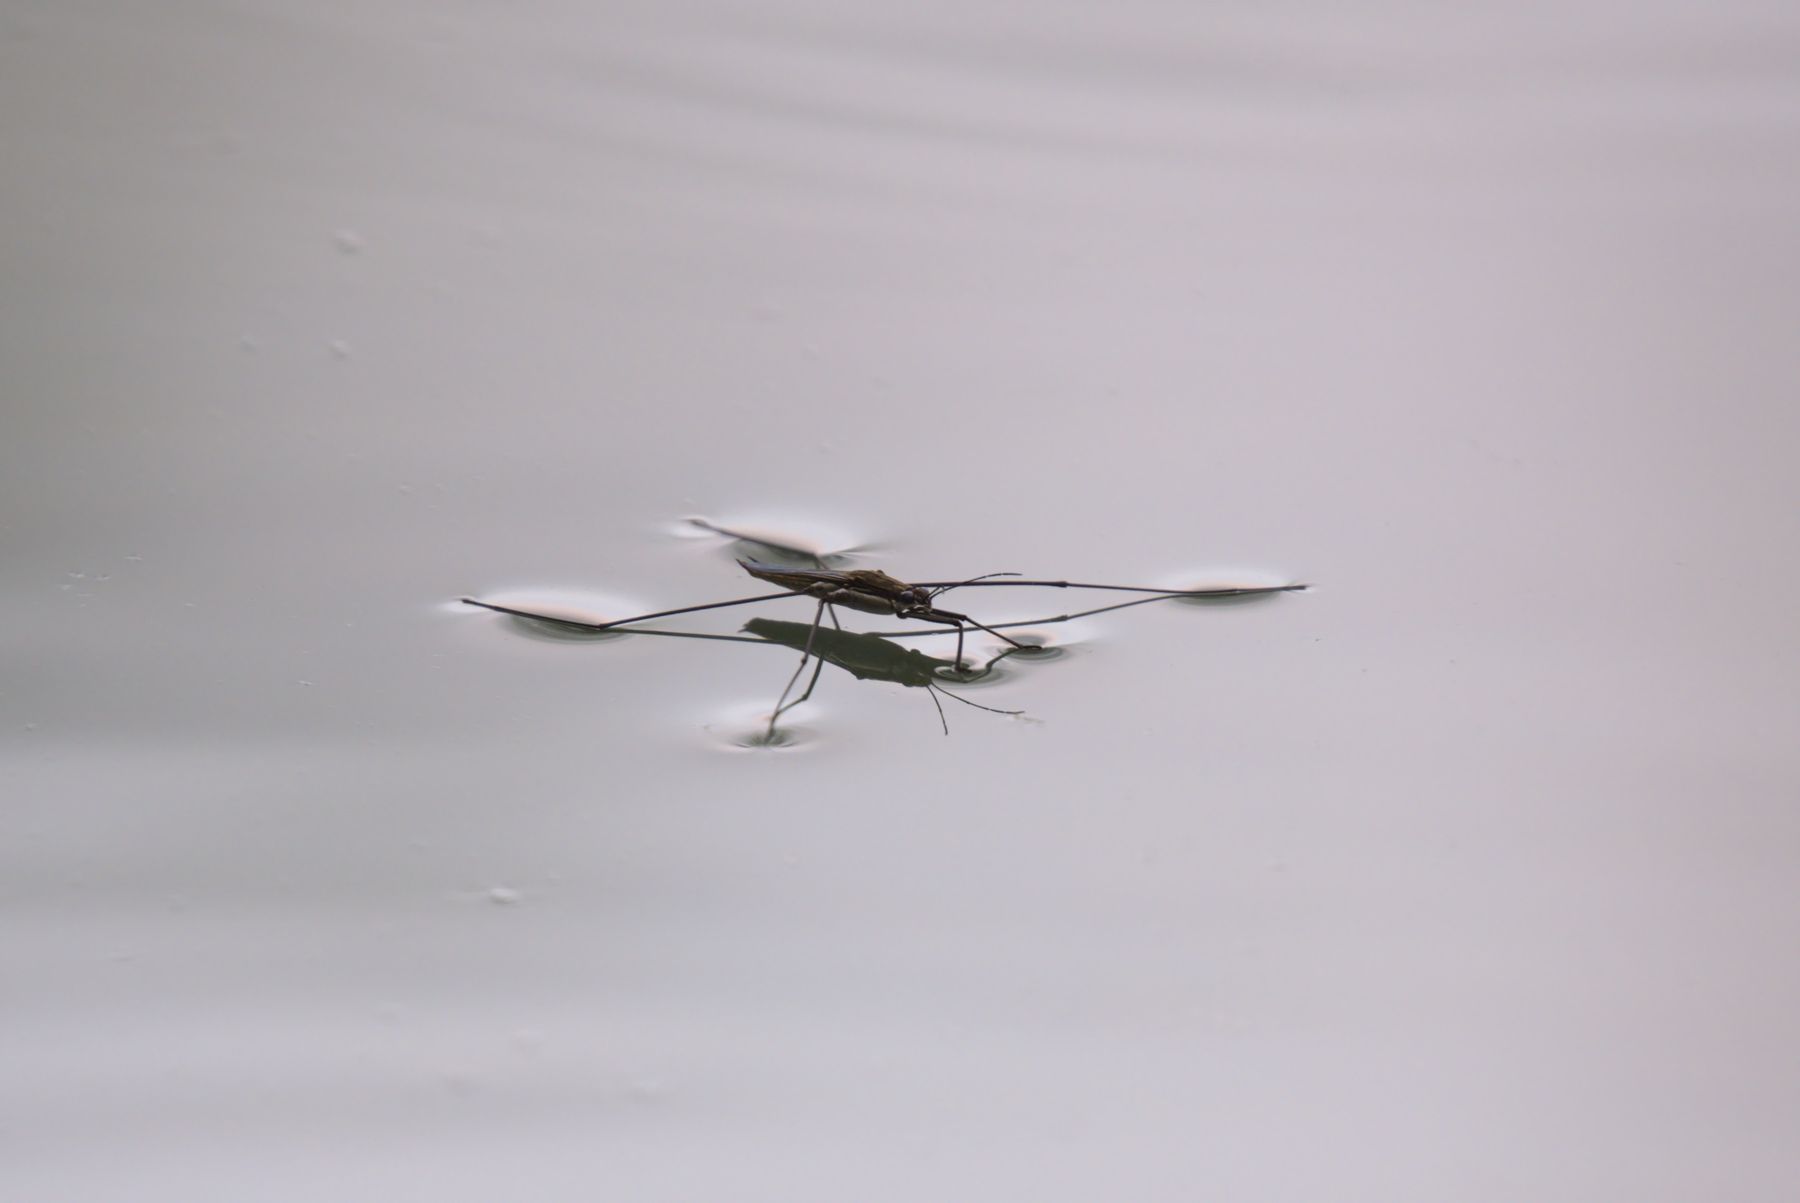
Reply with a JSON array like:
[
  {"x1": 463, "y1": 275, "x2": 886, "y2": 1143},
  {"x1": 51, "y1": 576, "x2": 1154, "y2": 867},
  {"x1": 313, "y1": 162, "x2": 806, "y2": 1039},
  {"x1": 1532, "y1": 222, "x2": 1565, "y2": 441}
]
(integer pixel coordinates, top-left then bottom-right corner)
[{"x1": 4, "y1": 2, "x2": 1798, "y2": 1199}]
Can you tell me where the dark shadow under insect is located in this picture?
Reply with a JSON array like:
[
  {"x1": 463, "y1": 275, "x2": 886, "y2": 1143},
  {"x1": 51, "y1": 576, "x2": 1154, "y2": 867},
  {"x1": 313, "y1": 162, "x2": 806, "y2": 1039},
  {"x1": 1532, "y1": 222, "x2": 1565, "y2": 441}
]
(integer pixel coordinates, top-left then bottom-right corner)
[{"x1": 742, "y1": 618, "x2": 1028, "y2": 735}]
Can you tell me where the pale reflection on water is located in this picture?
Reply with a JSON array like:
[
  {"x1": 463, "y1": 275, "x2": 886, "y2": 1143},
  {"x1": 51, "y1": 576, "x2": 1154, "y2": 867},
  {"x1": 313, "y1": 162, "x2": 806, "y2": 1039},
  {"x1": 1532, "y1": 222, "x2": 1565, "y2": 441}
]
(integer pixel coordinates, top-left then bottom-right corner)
[{"x1": 5, "y1": 1, "x2": 1799, "y2": 1200}]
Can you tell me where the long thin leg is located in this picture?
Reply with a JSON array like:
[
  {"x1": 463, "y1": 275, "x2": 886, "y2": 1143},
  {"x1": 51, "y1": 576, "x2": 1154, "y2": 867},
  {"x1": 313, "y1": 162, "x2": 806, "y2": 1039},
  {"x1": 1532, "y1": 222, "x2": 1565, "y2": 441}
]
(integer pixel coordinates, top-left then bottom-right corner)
[
  {"x1": 772, "y1": 605, "x2": 838, "y2": 722},
  {"x1": 948, "y1": 585, "x2": 1302, "y2": 648},
  {"x1": 463, "y1": 590, "x2": 798, "y2": 631},
  {"x1": 925, "y1": 608, "x2": 1035, "y2": 654},
  {"x1": 955, "y1": 614, "x2": 1033, "y2": 651},
  {"x1": 767, "y1": 599, "x2": 827, "y2": 738},
  {"x1": 461, "y1": 597, "x2": 626, "y2": 629},
  {"x1": 940, "y1": 613, "x2": 1044, "y2": 671},
  {"x1": 866, "y1": 589, "x2": 1298, "y2": 640},
  {"x1": 917, "y1": 580, "x2": 1309, "y2": 597},
  {"x1": 779, "y1": 603, "x2": 840, "y2": 717},
  {"x1": 771, "y1": 656, "x2": 827, "y2": 737},
  {"x1": 767, "y1": 615, "x2": 829, "y2": 738},
  {"x1": 463, "y1": 598, "x2": 789, "y2": 646}
]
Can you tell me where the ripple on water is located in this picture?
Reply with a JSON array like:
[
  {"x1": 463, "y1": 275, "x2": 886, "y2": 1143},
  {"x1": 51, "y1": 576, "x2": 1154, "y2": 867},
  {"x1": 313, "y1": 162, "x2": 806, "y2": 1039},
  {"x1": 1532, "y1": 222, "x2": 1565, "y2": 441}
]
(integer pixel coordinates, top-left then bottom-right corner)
[
  {"x1": 922, "y1": 637, "x2": 1065, "y2": 692},
  {"x1": 704, "y1": 701, "x2": 823, "y2": 752},
  {"x1": 672, "y1": 514, "x2": 871, "y2": 567}
]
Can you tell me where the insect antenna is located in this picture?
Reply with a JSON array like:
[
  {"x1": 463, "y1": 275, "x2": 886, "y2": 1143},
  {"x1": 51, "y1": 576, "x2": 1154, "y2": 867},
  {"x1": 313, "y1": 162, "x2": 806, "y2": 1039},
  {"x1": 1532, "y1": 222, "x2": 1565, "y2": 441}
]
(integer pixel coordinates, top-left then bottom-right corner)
[{"x1": 928, "y1": 572, "x2": 1020, "y2": 600}]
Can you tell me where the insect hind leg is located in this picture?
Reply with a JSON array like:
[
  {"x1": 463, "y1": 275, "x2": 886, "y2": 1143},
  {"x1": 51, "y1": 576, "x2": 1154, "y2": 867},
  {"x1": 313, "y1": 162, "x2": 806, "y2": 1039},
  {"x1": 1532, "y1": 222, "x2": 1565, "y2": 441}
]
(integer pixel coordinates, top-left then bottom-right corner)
[{"x1": 767, "y1": 599, "x2": 828, "y2": 740}]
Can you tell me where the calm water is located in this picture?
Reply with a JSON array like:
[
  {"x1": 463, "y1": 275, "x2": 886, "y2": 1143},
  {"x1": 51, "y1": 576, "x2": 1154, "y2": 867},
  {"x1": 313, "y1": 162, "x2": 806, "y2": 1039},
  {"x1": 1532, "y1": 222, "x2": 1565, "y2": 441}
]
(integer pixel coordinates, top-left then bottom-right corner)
[{"x1": 5, "y1": 2, "x2": 1798, "y2": 1199}]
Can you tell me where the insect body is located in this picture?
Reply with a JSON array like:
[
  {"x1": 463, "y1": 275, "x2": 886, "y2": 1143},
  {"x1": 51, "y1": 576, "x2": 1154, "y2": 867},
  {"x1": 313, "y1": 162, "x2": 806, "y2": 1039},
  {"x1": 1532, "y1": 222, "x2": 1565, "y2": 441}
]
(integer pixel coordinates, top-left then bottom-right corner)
[
  {"x1": 739, "y1": 561, "x2": 938, "y2": 616},
  {"x1": 736, "y1": 559, "x2": 1024, "y2": 670}
]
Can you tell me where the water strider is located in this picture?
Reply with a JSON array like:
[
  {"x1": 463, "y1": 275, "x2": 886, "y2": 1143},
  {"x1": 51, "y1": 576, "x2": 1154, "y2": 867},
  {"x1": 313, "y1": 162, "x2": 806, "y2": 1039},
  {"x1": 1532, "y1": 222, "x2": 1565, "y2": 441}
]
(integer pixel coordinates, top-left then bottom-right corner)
[{"x1": 462, "y1": 558, "x2": 1307, "y2": 739}]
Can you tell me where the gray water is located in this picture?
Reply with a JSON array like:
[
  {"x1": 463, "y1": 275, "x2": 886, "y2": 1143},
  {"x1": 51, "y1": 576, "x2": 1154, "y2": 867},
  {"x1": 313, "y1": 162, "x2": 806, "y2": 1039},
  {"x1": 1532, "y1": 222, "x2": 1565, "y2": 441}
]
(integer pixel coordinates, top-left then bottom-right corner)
[{"x1": 5, "y1": 3, "x2": 1798, "y2": 1199}]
